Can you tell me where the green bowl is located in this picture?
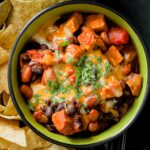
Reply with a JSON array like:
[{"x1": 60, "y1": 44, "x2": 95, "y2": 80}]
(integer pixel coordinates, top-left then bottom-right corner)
[{"x1": 8, "y1": 1, "x2": 150, "y2": 148}]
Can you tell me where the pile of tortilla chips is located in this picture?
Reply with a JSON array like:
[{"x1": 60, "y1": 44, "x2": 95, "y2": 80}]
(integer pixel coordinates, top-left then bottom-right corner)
[{"x1": 0, "y1": 0, "x2": 74, "y2": 149}]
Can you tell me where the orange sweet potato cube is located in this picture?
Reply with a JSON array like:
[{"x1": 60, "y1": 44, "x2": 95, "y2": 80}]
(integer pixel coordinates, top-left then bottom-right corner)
[
  {"x1": 105, "y1": 45, "x2": 124, "y2": 66},
  {"x1": 84, "y1": 14, "x2": 107, "y2": 32}
]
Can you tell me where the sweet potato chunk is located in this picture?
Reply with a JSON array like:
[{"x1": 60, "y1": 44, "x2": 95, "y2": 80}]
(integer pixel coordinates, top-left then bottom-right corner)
[
  {"x1": 126, "y1": 73, "x2": 142, "y2": 96},
  {"x1": 52, "y1": 110, "x2": 74, "y2": 135},
  {"x1": 65, "y1": 12, "x2": 83, "y2": 33},
  {"x1": 96, "y1": 36, "x2": 107, "y2": 51},
  {"x1": 101, "y1": 76, "x2": 123, "y2": 99},
  {"x1": 63, "y1": 44, "x2": 83, "y2": 63},
  {"x1": 78, "y1": 27, "x2": 106, "y2": 51},
  {"x1": 78, "y1": 27, "x2": 97, "y2": 50},
  {"x1": 121, "y1": 63, "x2": 131, "y2": 75},
  {"x1": 105, "y1": 46, "x2": 124, "y2": 66},
  {"x1": 100, "y1": 31, "x2": 110, "y2": 45},
  {"x1": 84, "y1": 14, "x2": 107, "y2": 32}
]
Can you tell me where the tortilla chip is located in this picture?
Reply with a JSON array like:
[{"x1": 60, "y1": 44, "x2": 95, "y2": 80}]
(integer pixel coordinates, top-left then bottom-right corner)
[
  {"x1": 0, "y1": 0, "x2": 11, "y2": 26},
  {"x1": 0, "y1": 47, "x2": 9, "y2": 65},
  {"x1": 8, "y1": 143, "x2": 28, "y2": 150},
  {"x1": 3, "y1": 97, "x2": 18, "y2": 116},
  {"x1": 2, "y1": 91, "x2": 9, "y2": 106},
  {"x1": 0, "y1": 137, "x2": 10, "y2": 149},
  {"x1": 25, "y1": 129, "x2": 52, "y2": 149},
  {"x1": 0, "y1": 24, "x2": 18, "y2": 51},
  {"x1": 39, "y1": 144, "x2": 72, "y2": 150},
  {"x1": 0, "y1": 62, "x2": 9, "y2": 94},
  {"x1": 0, "y1": 117, "x2": 26, "y2": 147},
  {"x1": 0, "y1": 105, "x2": 5, "y2": 112},
  {"x1": 0, "y1": 114, "x2": 21, "y2": 120},
  {"x1": 8, "y1": 0, "x2": 64, "y2": 29},
  {"x1": 0, "y1": 23, "x2": 6, "y2": 35}
]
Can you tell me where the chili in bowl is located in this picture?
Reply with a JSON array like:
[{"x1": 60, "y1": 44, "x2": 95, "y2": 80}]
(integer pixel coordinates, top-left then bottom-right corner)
[{"x1": 8, "y1": 1, "x2": 150, "y2": 148}]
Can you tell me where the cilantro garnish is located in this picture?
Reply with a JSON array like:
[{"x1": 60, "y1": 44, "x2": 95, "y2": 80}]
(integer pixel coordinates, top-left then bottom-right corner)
[
  {"x1": 102, "y1": 60, "x2": 111, "y2": 76},
  {"x1": 28, "y1": 101, "x2": 34, "y2": 112},
  {"x1": 33, "y1": 94, "x2": 41, "y2": 105},
  {"x1": 66, "y1": 54, "x2": 74, "y2": 63},
  {"x1": 47, "y1": 80, "x2": 58, "y2": 94},
  {"x1": 55, "y1": 50, "x2": 59, "y2": 60},
  {"x1": 60, "y1": 40, "x2": 70, "y2": 47}
]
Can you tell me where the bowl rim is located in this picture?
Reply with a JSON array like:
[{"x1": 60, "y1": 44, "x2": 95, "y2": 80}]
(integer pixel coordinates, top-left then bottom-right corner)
[{"x1": 8, "y1": 0, "x2": 150, "y2": 148}]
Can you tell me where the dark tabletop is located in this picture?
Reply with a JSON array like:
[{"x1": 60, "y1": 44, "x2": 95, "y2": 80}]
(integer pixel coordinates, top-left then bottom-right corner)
[{"x1": 77, "y1": 0, "x2": 150, "y2": 150}]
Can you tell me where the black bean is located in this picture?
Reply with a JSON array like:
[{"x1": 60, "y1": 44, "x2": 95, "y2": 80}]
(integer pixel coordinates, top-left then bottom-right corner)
[
  {"x1": 41, "y1": 105, "x2": 47, "y2": 113},
  {"x1": 29, "y1": 61, "x2": 37, "y2": 66},
  {"x1": 45, "y1": 107, "x2": 53, "y2": 117},
  {"x1": 46, "y1": 124, "x2": 55, "y2": 131},
  {"x1": 20, "y1": 53, "x2": 31, "y2": 63},
  {"x1": 57, "y1": 103, "x2": 64, "y2": 111},
  {"x1": 31, "y1": 73, "x2": 38, "y2": 82},
  {"x1": 32, "y1": 64, "x2": 43, "y2": 75},
  {"x1": 41, "y1": 44, "x2": 49, "y2": 50},
  {"x1": 45, "y1": 99, "x2": 51, "y2": 106},
  {"x1": 72, "y1": 99, "x2": 77, "y2": 105},
  {"x1": 66, "y1": 103, "x2": 76, "y2": 116},
  {"x1": 74, "y1": 121, "x2": 83, "y2": 130}
]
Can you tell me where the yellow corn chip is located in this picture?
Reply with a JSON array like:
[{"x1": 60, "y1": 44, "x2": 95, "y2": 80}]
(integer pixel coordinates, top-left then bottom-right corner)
[
  {"x1": 0, "y1": 114, "x2": 21, "y2": 120},
  {"x1": 0, "y1": 47, "x2": 9, "y2": 65},
  {"x1": 0, "y1": 62, "x2": 9, "y2": 94},
  {"x1": 39, "y1": 144, "x2": 73, "y2": 150},
  {"x1": 0, "y1": 105, "x2": 5, "y2": 112},
  {"x1": 0, "y1": 137, "x2": 10, "y2": 149},
  {"x1": 8, "y1": 143, "x2": 28, "y2": 150},
  {"x1": 0, "y1": 24, "x2": 18, "y2": 51},
  {"x1": 2, "y1": 91, "x2": 9, "y2": 106},
  {"x1": 0, "y1": 23, "x2": 6, "y2": 35},
  {"x1": 0, "y1": 117, "x2": 26, "y2": 147},
  {"x1": 8, "y1": 0, "x2": 64, "y2": 30},
  {"x1": 25, "y1": 129, "x2": 52, "y2": 149},
  {"x1": 3, "y1": 97, "x2": 18, "y2": 116},
  {"x1": 0, "y1": 0, "x2": 11, "y2": 26}
]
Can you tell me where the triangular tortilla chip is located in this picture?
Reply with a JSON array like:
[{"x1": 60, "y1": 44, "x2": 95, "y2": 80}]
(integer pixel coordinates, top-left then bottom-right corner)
[
  {"x1": 2, "y1": 91, "x2": 9, "y2": 106},
  {"x1": 3, "y1": 97, "x2": 18, "y2": 116},
  {"x1": 0, "y1": 137, "x2": 10, "y2": 149},
  {"x1": 25, "y1": 129, "x2": 52, "y2": 149},
  {"x1": 0, "y1": 105, "x2": 5, "y2": 112},
  {"x1": 0, "y1": 47, "x2": 9, "y2": 65},
  {"x1": 0, "y1": 62, "x2": 9, "y2": 94},
  {"x1": 0, "y1": 117, "x2": 26, "y2": 147},
  {"x1": 0, "y1": 114, "x2": 21, "y2": 120}
]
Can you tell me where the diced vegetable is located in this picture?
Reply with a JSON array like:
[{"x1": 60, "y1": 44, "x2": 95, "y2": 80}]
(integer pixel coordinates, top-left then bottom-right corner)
[
  {"x1": 126, "y1": 73, "x2": 142, "y2": 96},
  {"x1": 19, "y1": 12, "x2": 142, "y2": 136},
  {"x1": 41, "y1": 68, "x2": 56, "y2": 85},
  {"x1": 64, "y1": 12, "x2": 83, "y2": 33},
  {"x1": 109, "y1": 27, "x2": 129, "y2": 45},
  {"x1": 106, "y1": 45, "x2": 124, "y2": 66},
  {"x1": 101, "y1": 76, "x2": 123, "y2": 99},
  {"x1": 84, "y1": 14, "x2": 107, "y2": 31}
]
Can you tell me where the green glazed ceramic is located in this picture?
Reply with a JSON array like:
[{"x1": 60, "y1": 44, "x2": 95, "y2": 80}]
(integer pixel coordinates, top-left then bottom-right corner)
[{"x1": 8, "y1": 1, "x2": 150, "y2": 148}]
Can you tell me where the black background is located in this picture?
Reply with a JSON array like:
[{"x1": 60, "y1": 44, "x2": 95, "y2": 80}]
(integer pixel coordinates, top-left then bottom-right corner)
[{"x1": 78, "y1": 0, "x2": 150, "y2": 149}]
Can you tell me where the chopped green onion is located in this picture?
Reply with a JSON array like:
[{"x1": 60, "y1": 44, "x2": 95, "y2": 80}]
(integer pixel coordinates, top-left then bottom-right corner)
[
  {"x1": 55, "y1": 50, "x2": 59, "y2": 60},
  {"x1": 102, "y1": 60, "x2": 111, "y2": 77},
  {"x1": 57, "y1": 71, "x2": 62, "y2": 76},
  {"x1": 60, "y1": 40, "x2": 70, "y2": 47},
  {"x1": 28, "y1": 101, "x2": 34, "y2": 112},
  {"x1": 33, "y1": 94, "x2": 41, "y2": 105},
  {"x1": 66, "y1": 54, "x2": 74, "y2": 63},
  {"x1": 47, "y1": 80, "x2": 58, "y2": 94}
]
